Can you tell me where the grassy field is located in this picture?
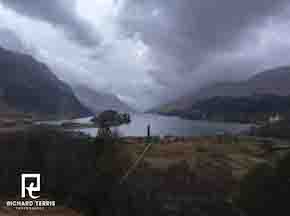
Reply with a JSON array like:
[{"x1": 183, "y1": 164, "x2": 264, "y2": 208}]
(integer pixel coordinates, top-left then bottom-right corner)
[
  {"x1": 1, "y1": 127, "x2": 290, "y2": 215},
  {"x1": 121, "y1": 135, "x2": 288, "y2": 181}
]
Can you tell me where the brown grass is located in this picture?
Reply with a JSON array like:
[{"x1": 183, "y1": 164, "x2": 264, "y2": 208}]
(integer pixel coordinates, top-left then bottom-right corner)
[{"x1": 121, "y1": 136, "x2": 272, "y2": 181}]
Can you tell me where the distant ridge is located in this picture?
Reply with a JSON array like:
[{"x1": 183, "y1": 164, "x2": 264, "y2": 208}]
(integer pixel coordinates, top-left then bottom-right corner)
[
  {"x1": 152, "y1": 66, "x2": 290, "y2": 114},
  {"x1": 73, "y1": 85, "x2": 135, "y2": 114}
]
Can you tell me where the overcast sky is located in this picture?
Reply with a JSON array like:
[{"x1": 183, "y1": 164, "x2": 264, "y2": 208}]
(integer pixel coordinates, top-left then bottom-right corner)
[{"x1": 0, "y1": 0, "x2": 290, "y2": 110}]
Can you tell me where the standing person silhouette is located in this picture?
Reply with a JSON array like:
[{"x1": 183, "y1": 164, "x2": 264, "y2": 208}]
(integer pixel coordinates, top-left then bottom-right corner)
[{"x1": 147, "y1": 124, "x2": 151, "y2": 137}]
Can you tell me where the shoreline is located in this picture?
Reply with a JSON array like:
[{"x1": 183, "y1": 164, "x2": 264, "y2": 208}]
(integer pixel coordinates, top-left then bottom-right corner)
[{"x1": 150, "y1": 111, "x2": 262, "y2": 125}]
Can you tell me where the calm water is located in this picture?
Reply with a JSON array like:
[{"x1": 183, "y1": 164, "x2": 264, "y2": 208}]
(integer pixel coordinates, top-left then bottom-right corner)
[{"x1": 72, "y1": 114, "x2": 251, "y2": 137}]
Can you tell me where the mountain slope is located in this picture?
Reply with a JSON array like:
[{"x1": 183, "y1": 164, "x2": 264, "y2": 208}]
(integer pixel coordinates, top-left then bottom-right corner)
[
  {"x1": 0, "y1": 47, "x2": 91, "y2": 119},
  {"x1": 73, "y1": 85, "x2": 134, "y2": 114},
  {"x1": 153, "y1": 66, "x2": 290, "y2": 114}
]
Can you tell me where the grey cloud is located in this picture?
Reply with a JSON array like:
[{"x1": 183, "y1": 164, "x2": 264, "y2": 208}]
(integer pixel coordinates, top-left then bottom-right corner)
[
  {"x1": 1, "y1": 0, "x2": 290, "y2": 109},
  {"x1": 119, "y1": 0, "x2": 290, "y2": 91},
  {"x1": 0, "y1": 28, "x2": 37, "y2": 55},
  {"x1": 0, "y1": 0, "x2": 100, "y2": 46},
  {"x1": 0, "y1": 28, "x2": 25, "y2": 52}
]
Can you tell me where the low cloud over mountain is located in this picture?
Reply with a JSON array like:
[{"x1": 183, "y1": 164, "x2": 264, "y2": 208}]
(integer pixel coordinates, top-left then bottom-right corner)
[{"x1": 1, "y1": 0, "x2": 290, "y2": 109}]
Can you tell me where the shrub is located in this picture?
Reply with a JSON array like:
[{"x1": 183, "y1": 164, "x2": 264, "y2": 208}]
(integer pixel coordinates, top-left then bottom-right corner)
[{"x1": 236, "y1": 152, "x2": 290, "y2": 216}]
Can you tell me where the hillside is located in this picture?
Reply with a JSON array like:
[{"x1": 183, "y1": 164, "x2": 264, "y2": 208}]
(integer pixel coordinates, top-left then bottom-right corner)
[
  {"x1": 0, "y1": 47, "x2": 91, "y2": 119},
  {"x1": 190, "y1": 95, "x2": 290, "y2": 123},
  {"x1": 73, "y1": 85, "x2": 135, "y2": 114},
  {"x1": 153, "y1": 66, "x2": 290, "y2": 116}
]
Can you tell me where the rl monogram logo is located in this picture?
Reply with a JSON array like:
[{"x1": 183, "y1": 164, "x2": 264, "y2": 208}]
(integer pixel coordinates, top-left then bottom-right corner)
[{"x1": 21, "y1": 174, "x2": 41, "y2": 199}]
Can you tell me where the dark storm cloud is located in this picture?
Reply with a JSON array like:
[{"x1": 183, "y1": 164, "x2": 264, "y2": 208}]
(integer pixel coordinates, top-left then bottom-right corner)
[
  {"x1": 120, "y1": 0, "x2": 290, "y2": 90},
  {"x1": 0, "y1": 0, "x2": 100, "y2": 46}
]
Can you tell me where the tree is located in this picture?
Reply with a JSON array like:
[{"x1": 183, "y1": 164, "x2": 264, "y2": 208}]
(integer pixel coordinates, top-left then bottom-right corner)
[{"x1": 91, "y1": 110, "x2": 131, "y2": 138}]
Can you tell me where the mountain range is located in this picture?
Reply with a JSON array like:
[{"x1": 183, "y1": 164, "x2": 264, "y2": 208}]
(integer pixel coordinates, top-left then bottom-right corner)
[
  {"x1": 1, "y1": 40, "x2": 289, "y2": 121},
  {"x1": 152, "y1": 66, "x2": 290, "y2": 117}
]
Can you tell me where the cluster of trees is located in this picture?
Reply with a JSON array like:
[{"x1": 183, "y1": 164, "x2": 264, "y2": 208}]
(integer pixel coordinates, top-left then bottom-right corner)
[{"x1": 91, "y1": 110, "x2": 131, "y2": 128}]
